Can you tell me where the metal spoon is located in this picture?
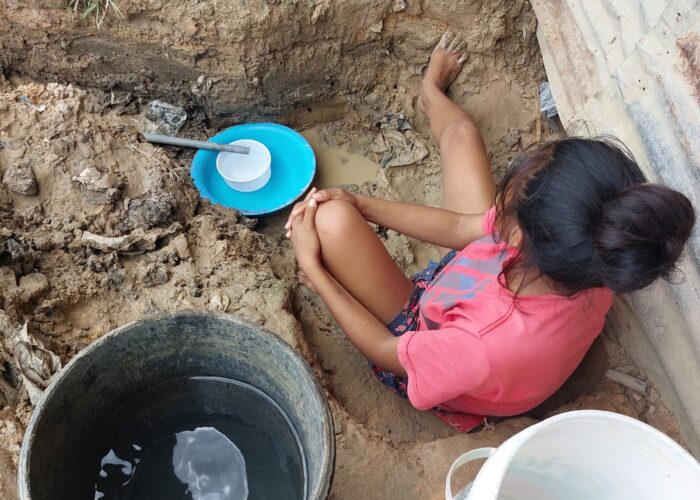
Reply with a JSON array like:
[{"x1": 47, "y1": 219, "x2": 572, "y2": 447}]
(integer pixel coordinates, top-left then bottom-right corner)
[{"x1": 142, "y1": 133, "x2": 250, "y2": 155}]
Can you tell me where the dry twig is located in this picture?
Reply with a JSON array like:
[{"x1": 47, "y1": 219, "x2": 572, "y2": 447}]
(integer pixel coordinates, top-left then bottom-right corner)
[{"x1": 125, "y1": 143, "x2": 184, "y2": 182}]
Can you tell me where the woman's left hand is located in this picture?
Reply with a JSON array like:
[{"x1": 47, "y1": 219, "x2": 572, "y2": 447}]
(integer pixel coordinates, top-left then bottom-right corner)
[{"x1": 290, "y1": 198, "x2": 322, "y2": 273}]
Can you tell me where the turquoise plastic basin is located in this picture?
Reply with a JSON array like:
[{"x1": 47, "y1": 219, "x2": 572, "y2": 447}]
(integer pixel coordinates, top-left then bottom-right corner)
[{"x1": 191, "y1": 123, "x2": 316, "y2": 216}]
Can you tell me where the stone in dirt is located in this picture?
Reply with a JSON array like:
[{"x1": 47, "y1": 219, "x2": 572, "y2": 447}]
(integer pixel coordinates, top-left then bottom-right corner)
[
  {"x1": 145, "y1": 100, "x2": 188, "y2": 136},
  {"x1": 208, "y1": 292, "x2": 230, "y2": 312},
  {"x1": 5, "y1": 238, "x2": 24, "y2": 260},
  {"x1": 141, "y1": 263, "x2": 170, "y2": 287},
  {"x1": 237, "y1": 215, "x2": 258, "y2": 231},
  {"x1": 71, "y1": 166, "x2": 122, "y2": 205},
  {"x1": 2, "y1": 163, "x2": 37, "y2": 196},
  {"x1": 127, "y1": 194, "x2": 175, "y2": 229}
]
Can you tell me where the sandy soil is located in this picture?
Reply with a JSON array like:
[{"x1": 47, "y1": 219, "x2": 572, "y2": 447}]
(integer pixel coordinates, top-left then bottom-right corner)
[{"x1": 0, "y1": 1, "x2": 685, "y2": 498}]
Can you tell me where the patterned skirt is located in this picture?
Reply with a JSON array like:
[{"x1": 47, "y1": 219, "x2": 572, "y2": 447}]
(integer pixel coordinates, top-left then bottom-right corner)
[
  {"x1": 371, "y1": 250, "x2": 456, "y2": 396},
  {"x1": 371, "y1": 250, "x2": 489, "y2": 433}
]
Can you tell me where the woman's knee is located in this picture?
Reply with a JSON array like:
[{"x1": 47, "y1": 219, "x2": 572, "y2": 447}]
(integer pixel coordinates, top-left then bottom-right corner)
[{"x1": 314, "y1": 199, "x2": 362, "y2": 242}]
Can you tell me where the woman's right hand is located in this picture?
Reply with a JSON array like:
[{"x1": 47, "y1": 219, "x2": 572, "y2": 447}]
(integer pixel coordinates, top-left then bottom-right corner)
[{"x1": 285, "y1": 188, "x2": 359, "y2": 238}]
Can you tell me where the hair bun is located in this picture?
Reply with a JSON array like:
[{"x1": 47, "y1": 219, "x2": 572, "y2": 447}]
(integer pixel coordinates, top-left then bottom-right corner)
[{"x1": 594, "y1": 184, "x2": 695, "y2": 293}]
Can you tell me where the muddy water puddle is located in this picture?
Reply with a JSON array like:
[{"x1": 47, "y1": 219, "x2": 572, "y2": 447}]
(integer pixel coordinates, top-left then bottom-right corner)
[{"x1": 301, "y1": 128, "x2": 379, "y2": 190}]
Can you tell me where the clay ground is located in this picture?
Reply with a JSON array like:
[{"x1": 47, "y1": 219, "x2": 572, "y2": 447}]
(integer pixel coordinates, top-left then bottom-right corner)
[{"x1": 0, "y1": 1, "x2": 685, "y2": 498}]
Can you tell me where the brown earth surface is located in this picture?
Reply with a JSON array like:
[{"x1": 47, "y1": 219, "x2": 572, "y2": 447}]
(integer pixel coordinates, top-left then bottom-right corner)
[{"x1": 0, "y1": 1, "x2": 685, "y2": 498}]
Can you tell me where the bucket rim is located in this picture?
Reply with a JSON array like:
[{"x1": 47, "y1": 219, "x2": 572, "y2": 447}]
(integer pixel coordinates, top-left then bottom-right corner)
[
  {"x1": 470, "y1": 409, "x2": 700, "y2": 498},
  {"x1": 18, "y1": 310, "x2": 335, "y2": 500}
]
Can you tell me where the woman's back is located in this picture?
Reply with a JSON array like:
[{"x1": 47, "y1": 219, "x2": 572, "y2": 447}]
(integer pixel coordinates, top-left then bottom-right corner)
[{"x1": 397, "y1": 208, "x2": 613, "y2": 429}]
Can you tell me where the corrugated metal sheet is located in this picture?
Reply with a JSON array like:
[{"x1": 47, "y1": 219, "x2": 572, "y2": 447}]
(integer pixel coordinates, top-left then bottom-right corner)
[{"x1": 531, "y1": 0, "x2": 700, "y2": 456}]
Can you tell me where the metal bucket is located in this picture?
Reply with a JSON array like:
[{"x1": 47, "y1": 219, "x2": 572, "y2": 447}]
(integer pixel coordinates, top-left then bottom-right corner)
[{"x1": 18, "y1": 311, "x2": 334, "y2": 499}]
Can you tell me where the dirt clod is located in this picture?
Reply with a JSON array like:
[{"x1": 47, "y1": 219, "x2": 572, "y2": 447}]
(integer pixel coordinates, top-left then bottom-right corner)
[
  {"x1": 2, "y1": 164, "x2": 37, "y2": 196},
  {"x1": 17, "y1": 274, "x2": 49, "y2": 305},
  {"x1": 126, "y1": 195, "x2": 175, "y2": 229}
]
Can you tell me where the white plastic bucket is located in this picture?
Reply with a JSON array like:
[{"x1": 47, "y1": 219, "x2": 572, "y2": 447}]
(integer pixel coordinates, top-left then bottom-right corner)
[
  {"x1": 446, "y1": 410, "x2": 700, "y2": 500},
  {"x1": 216, "y1": 139, "x2": 272, "y2": 192}
]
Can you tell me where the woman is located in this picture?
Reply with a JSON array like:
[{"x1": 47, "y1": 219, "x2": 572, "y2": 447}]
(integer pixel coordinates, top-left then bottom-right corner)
[{"x1": 285, "y1": 32, "x2": 695, "y2": 431}]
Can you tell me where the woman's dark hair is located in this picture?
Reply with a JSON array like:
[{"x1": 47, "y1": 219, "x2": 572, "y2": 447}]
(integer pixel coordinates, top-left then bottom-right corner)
[{"x1": 495, "y1": 137, "x2": 695, "y2": 295}]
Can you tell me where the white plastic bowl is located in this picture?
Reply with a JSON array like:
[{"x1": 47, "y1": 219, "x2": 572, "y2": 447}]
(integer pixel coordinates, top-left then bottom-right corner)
[{"x1": 216, "y1": 139, "x2": 272, "y2": 192}]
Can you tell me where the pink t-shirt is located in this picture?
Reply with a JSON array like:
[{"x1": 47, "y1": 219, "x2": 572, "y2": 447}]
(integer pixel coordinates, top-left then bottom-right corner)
[{"x1": 397, "y1": 207, "x2": 613, "y2": 431}]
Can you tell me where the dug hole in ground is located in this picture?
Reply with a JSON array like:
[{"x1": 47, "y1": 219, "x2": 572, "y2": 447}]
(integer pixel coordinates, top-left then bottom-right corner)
[{"x1": 0, "y1": 1, "x2": 687, "y2": 498}]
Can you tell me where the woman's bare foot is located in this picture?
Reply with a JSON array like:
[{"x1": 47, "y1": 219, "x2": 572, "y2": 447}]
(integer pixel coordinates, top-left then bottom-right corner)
[{"x1": 421, "y1": 31, "x2": 467, "y2": 109}]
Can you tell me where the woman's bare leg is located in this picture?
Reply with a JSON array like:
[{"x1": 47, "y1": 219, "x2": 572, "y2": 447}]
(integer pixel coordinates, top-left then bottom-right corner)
[
  {"x1": 310, "y1": 200, "x2": 414, "y2": 325},
  {"x1": 422, "y1": 32, "x2": 496, "y2": 223},
  {"x1": 299, "y1": 33, "x2": 498, "y2": 319}
]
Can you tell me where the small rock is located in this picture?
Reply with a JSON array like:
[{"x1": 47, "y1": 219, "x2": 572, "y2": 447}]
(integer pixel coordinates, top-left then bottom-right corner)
[
  {"x1": 208, "y1": 292, "x2": 230, "y2": 312},
  {"x1": 127, "y1": 195, "x2": 174, "y2": 229},
  {"x1": 142, "y1": 263, "x2": 170, "y2": 287},
  {"x1": 238, "y1": 215, "x2": 258, "y2": 231},
  {"x1": 2, "y1": 163, "x2": 37, "y2": 196},
  {"x1": 152, "y1": 267, "x2": 169, "y2": 286},
  {"x1": 145, "y1": 100, "x2": 187, "y2": 136},
  {"x1": 18, "y1": 273, "x2": 49, "y2": 303},
  {"x1": 107, "y1": 270, "x2": 125, "y2": 288},
  {"x1": 6, "y1": 238, "x2": 24, "y2": 259},
  {"x1": 191, "y1": 74, "x2": 217, "y2": 96},
  {"x1": 72, "y1": 167, "x2": 121, "y2": 205}
]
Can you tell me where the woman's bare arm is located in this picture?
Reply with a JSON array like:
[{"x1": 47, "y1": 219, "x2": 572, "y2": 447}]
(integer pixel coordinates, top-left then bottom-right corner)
[
  {"x1": 356, "y1": 194, "x2": 485, "y2": 249},
  {"x1": 286, "y1": 188, "x2": 486, "y2": 250},
  {"x1": 304, "y1": 262, "x2": 405, "y2": 376}
]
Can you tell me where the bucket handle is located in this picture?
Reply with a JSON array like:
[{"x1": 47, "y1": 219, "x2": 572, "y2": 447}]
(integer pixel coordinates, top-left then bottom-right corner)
[{"x1": 445, "y1": 447, "x2": 496, "y2": 500}]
